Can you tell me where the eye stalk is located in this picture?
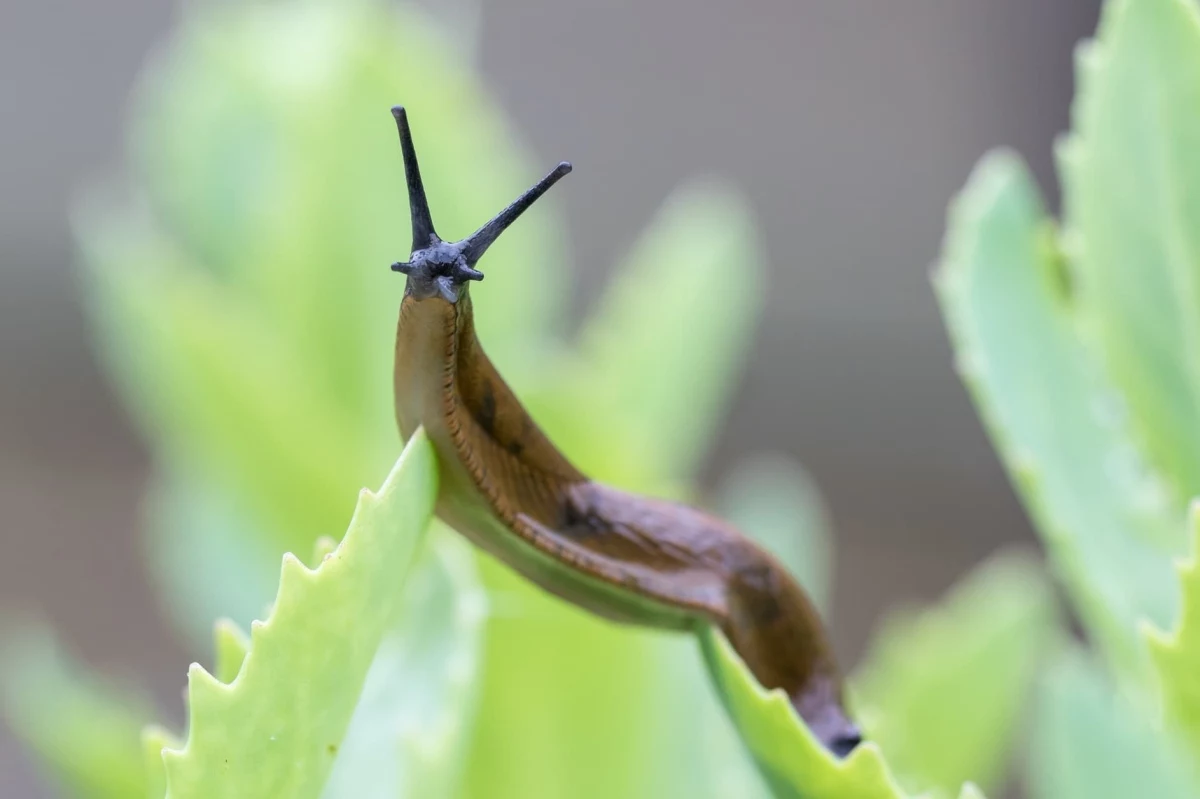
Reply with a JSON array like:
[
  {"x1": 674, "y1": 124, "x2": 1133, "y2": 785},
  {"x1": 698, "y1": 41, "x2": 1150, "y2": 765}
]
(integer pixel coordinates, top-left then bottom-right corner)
[{"x1": 389, "y1": 106, "x2": 572, "y2": 303}]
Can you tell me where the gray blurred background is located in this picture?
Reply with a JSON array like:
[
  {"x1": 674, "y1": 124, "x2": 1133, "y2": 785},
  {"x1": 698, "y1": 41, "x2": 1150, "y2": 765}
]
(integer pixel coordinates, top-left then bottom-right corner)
[{"x1": 0, "y1": 0, "x2": 1098, "y2": 794}]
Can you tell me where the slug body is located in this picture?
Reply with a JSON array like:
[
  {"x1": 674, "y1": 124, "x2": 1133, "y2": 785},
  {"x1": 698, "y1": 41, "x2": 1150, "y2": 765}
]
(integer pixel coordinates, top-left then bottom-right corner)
[{"x1": 388, "y1": 107, "x2": 861, "y2": 756}]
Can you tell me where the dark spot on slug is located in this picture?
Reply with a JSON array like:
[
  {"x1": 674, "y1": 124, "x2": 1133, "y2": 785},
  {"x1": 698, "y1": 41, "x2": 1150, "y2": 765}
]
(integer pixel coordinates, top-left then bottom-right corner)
[
  {"x1": 478, "y1": 382, "x2": 497, "y2": 435},
  {"x1": 506, "y1": 439, "x2": 525, "y2": 456},
  {"x1": 559, "y1": 496, "x2": 606, "y2": 540},
  {"x1": 735, "y1": 563, "x2": 784, "y2": 624}
]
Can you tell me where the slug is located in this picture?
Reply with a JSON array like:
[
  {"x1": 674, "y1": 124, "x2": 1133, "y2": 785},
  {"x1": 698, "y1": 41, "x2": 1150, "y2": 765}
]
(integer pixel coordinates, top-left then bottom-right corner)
[{"x1": 388, "y1": 106, "x2": 861, "y2": 757}]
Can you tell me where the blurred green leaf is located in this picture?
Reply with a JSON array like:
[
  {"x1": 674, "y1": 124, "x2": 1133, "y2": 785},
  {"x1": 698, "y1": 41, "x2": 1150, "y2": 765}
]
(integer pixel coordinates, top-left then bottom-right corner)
[
  {"x1": 0, "y1": 626, "x2": 151, "y2": 799},
  {"x1": 851, "y1": 550, "x2": 1054, "y2": 795},
  {"x1": 1026, "y1": 650, "x2": 1196, "y2": 799},
  {"x1": 142, "y1": 470, "x2": 280, "y2": 648},
  {"x1": 934, "y1": 150, "x2": 1185, "y2": 675},
  {"x1": 1146, "y1": 503, "x2": 1200, "y2": 757},
  {"x1": 699, "y1": 627, "x2": 986, "y2": 799},
  {"x1": 717, "y1": 452, "x2": 833, "y2": 615},
  {"x1": 1059, "y1": 0, "x2": 1200, "y2": 496},
  {"x1": 577, "y1": 181, "x2": 764, "y2": 484},
  {"x1": 458, "y1": 565, "x2": 691, "y2": 799},
  {"x1": 81, "y1": 215, "x2": 374, "y2": 555},
  {"x1": 322, "y1": 526, "x2": 486, "y2": 799},
  {"x1": 142, "y1": 726, "x2": 180, "y2": 799},
  {"x1": 159, "y1": 430, "x2": 437, "y2": 797}
]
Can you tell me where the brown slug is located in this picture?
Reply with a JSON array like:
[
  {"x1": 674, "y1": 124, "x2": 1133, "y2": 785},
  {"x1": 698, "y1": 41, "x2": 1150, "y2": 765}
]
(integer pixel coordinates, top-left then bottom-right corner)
[{"x1": 388, "y1": 106, "x2": 861, "y2": 757}]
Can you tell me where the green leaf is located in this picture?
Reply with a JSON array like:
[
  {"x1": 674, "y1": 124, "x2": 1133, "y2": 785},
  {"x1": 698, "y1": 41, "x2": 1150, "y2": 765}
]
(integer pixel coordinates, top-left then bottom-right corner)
[
  {"x1": 142, "y1": 469, "x2": 281, "y2": 646},
  {"x1": 576, "y1": 181, "x2": 764, "y2": 483},
  {"x1": 0, "y1": 625, "x2": 152, "y2": 799},
  {"x1": 159, "y1": 429, "x2": 437, "y2": 798},
  {"x1": 458, "y1": 564, "x2": 688, "y2": 799},
  {"x1": 1026, "y1": 650, "x2": 1196, "y2": 799},
  {"x1": 211, "y1": 620, "x2": 249, "y2": 685},
  {"x1": 1146, "y1": 502, "x2": 1200, "y2": 757},
  {"x1": 142, "y1": 726, "x2": 179, "y2": 799},
  {"x1": 851, "y1": 550, "x2": 1054, "y2": 795},
  {"x1": 322, "y1": 525, "x2": 486, "y2": 799},
  {"x1": 934, "y1": 150, "x2": 1185, "y2": 674},
  {"x1": 1059, "y1": 0, "x2": 1200, "y2": 496},
  {"x1": 81, "y1": 218, "x2": 376, "y2": 554},
  {"x1": 700, "y1": 627, "x2": 941, "y2": 799},
  {"x1": 717, "y1": 453, "x2": 833, "y2": 616}
]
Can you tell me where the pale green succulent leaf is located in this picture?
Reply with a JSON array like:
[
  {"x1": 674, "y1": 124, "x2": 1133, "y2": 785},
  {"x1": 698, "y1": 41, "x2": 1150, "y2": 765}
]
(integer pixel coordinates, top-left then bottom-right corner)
[
  {"x1": 0, "y1": 626, "x2": 152, "y2": 799},
  {"x1": 321, "y1": 525, "x2": 486, "y2": 799},
  {"x1": 160, "y1": 430, "x2": 437, "y2": 798},
  {"x1": 1060, "y1": 0, "x2": 1200, "y2": 496},
  {"x1": 211, "y1": 620, "x2": 249, "y2": 685},
  {"x1": 1026, "y1": 649, "x2": 1196, "y2": 799},
  {"x1": 934, "y1": 150, "x2": 1184, "y2": 675},
  {"x1": 142, "y1": 726, "x2": 180, "y2": 799},
  {"x1": 80, "y1": 215, "x2": 377, "y2": 552},
  {"x1": 1145, "y1": 502, "x2": 1200, "y2": 758},
  {"x1": 851, "y1": 550, "x2": 1054, "y2": 795}
]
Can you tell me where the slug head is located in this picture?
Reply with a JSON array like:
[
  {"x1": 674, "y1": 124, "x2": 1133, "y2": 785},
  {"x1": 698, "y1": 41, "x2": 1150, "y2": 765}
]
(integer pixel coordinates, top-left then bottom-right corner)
[{"x1": 389, "y1": 106, "x2": 572, "y2": 303}]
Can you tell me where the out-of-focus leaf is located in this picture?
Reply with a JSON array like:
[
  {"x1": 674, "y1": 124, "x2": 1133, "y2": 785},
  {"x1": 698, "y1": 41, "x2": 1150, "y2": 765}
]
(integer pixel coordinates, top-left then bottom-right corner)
[
  {"x1": 717, "y1": 453, "x2": 833, "y2": 616},
  {"x1": 851, "y1": 550, "x2": 1054, "y2": 795},
  {"x1": 647, "y1": 635, "x2": 772, "y2": 799},
  {"x1": 0, "y1": 626, "x2": 151, "y2": 799},
  {"x1": 81, "y1": 215, "x2": 375, "y2": 554},
  {"x1": 458, "y1": 563, "x2": 680, "y2": 799},
  {"x1": 322, "y1": 526, "x2": 486, "y2": 799},
  {"x1": 1026, "y1": 650, "x2": 1195, "y2": 799},
  {"x1": 698, "y1": 627, "x2": 986, "y2": 799},
  {"x1": 1059, "y1": 0, "x2": 1200, "y2": 496},
  {"x1": 142, "y1": 726, "x2": 179, "y2": 799},
  {"x1": 934, "y1": 150, "x2": 1184, "y2": 675},
  {"x1": 159, "y1": 430, "x2": 437, "y2": 798},
  {"x1": 142, "y1": 469, "x2": 280, "y2": 647},
  {"x1": 576, "y1": 181, "x2": 764, "y2": 483},
  {"x1": 1146, "y1": 503, "x2": 1200, "y2": 757}
]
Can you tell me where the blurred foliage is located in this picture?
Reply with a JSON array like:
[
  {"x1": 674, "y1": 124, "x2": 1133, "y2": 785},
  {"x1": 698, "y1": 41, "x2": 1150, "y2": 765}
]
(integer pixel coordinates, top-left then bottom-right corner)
[
  {"x1": 12, "y1": 0, "x2": 1200, "y2": 796},
  {"x1": 0, "y1": 628, "x2": 150, "y2": 799},
  {"x1": 1026, "y1": 650, "x2": 1197, "y2": 799},
  {"x1": 1148, "y1": 508, "x2": 1200, "y2": 760},
  {"x1": 851, "y1": 552, "x2": 1054, "y2": 796},
  {"x1": 933, "y1": 0, "x2": 1200, "y2": 797}
]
